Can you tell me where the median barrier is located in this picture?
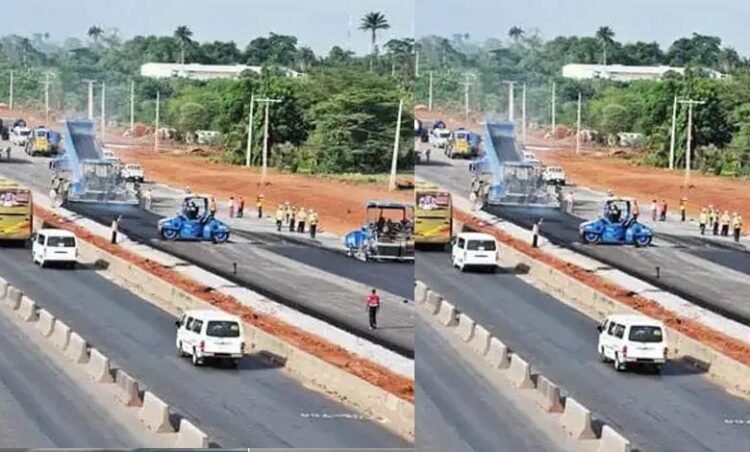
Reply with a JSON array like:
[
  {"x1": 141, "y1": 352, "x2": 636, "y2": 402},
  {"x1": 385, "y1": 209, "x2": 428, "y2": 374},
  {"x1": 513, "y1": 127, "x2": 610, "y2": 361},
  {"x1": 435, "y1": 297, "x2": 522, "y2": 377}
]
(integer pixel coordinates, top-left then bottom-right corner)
[
  {"x1": 0, "y1": 278, "x2": 7, "y2": 299},
  {"x1": 597, "y1": 425, "x2": 631, "y2": 452},
  {"x1": 87, "y1": 348, "x2": 114, "y2": 383},
  {"x1": 139, "y1": 391, "x2": 174, "y2": 433},
  {"x1": 469, "y1": 324, "x2": 491, "y2": 356},
  {"x1": 425, "y1": 291, "x2": 442, "y2": 314},
  {"x1": 65, "y1": 331, "x2": 89, "y2": 364},
  {"x1": 436, "y1": 300, "x2": 457, "y2": 326},
  {"x1": 414, "y1": 281, "x2": 427, "y2": 304},
  {"x1": 6, "y1": 286, "x2": 22, "y2": 310},
  {"x1": 535, "y1": 375, "x2": 564, "y2": 413},
  {"x1": 17, "y1": 296, "x2": 37, "y2": 322},
  {"x1": 115, "y1": 369, "x2": 142, "y2": 406},
  {"x1": 174, "y1": 418, "x2": 209, "y2": 447},
  {"x1": 51, "y1": 319, "x2": 71, "y2": 350},
  {"x1": 485, "y1": 337, "x2": 510, "y2": 369},
  {"x1": 507, "y1": 353, "x2": 534, "y2": 389},
  {"x1": 455, "y1": 313, "x2": 475, "y2": 342},
  {"x1": 560, "y1": 397, "x2": 597, "y2": 440},
  {"x1": 36, "y1": 308, "x2": 55, "y2": 337}
]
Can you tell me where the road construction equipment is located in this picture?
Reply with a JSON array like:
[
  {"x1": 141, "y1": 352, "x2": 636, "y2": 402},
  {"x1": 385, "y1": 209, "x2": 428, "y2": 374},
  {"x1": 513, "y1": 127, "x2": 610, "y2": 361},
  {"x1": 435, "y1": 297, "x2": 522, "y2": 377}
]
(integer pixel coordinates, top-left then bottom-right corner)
[
  {"x1": 157, "y1": 195, "x2": 230, "y2": 243},
  {"x1": 343, "y1": 201, "x2": 414, "y2": 262},
  {"x1": 579, "y1": 198, "x2": 652, "y2": 247}
]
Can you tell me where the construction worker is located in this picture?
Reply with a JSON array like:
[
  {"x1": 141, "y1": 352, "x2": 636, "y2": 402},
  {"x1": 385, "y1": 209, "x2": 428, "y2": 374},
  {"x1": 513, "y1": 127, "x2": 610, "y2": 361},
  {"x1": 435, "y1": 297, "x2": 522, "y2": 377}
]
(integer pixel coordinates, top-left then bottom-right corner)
[
  {"x1": 309, "y1": 210, "x2": 318, "y2": 239},
  {"x1": 111, "y1": 214, "x2": 122, "y2": 244},
  {"x1": 209, "y1": 197, "x2": 217, "y2": 217},
  {"x1": 708, "y1": 206, "x2": 716, "y2": 234},
  {"x1": 289, "y1": 206, "x2": 296, "y2": 232},
  {"x1": 650, "y1": 199, "x2": 658, "y2": 221},
  {"x1": 733, "y1": 212, "x2": 743, "y2": 243},
  {"x1": 284, "y1": 202, "x2": 291, "y2": 223},
  {"x1": 275, "y1": 205, "x2": 284, "y2": 232},
  {"x1": 256, "y1": 194, "x2": 263, "y2": 218},
  {"x1": 632, "y1": 199, "x2": 640, "y2": 220},
  {"x1": 660, "y1": 200, "x2": 668, "y2": 222},
  {"x1": 698, "y1": 208, "x2": 708, "y2": 235},
  {"x1": 367, "y1": 288, "x2": 381, "y2": 329},
  {"x1": 297, "y1": 207, "x2": 307, "y2": 233},
  {"x1": 237, "y1": 197, "x2": 245, "y2": 218},
  {"x1": 144, "y1": 188, "x2": 153, "y2": 210},
  {"x1": 679, "y1": 197, "x2": 687, "y2": 222},
  {"x1": 228, "y1": 197, "x2": 235, "y2": 218},
  {"x1": 721, "y1": 210, "x2": 731, "y2": 237},
  {"x1": 712, "y1": 206, "x2": 720, "y2": 236}
]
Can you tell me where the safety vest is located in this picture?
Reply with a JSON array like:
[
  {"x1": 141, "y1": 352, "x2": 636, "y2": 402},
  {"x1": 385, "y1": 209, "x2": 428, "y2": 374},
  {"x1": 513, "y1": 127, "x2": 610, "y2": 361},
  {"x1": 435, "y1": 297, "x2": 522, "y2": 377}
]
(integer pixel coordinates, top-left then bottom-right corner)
[
  {"x1": 298, "y1": 210, "x2": 307, "y2": 221},
  {"x1": 699, "y1": 212, "x2": 708, "y2": 224},
  {"x1": 721, "y1": 213, "x2": 731, "y2": 226},
  {"x1": 275, "y1": 209, "x2": 284, "y2": 220},
  {"x1": 309, "y1": 213, "x2": 318, "y2": 225},
  {"x1": 733, "y1": 216, "x2": 743, "y2": 229}
]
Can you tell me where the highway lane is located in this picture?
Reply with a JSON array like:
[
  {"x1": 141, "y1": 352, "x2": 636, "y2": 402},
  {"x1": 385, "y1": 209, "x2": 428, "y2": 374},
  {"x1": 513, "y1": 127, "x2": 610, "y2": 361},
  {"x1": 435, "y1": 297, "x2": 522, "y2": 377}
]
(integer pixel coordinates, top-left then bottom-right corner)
[
  {"x1": 0, "y1": 304, "x2": 141, "y2": 447},
  {"x1": 0, "y1": 150, "x2": 414, "y2": 356},
  {"x1": 416, "y1": 316, "x2": 566, "y2": 452},
  {"x1": 417, "y1": 250, "x2": 750, "y2": 452},
  {"x1": 0, "y1": 247, "x2": 409, "y2": 448}
]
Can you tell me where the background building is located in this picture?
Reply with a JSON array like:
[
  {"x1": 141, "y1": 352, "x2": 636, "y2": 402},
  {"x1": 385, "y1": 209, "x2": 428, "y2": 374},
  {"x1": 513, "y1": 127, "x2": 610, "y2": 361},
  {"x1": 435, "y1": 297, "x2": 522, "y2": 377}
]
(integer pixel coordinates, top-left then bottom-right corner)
[
  {"x1": 562, "y1": 63, "x2": 724, "y2": 82},
  {"x1": 140, "y1": 63, "x2": 302, "y2": 80}
]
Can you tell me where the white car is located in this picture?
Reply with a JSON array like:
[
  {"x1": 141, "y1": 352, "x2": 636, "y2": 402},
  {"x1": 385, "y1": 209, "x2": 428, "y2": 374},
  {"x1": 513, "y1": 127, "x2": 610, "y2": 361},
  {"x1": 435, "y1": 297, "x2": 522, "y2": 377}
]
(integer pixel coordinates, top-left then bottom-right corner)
[
  {"x1": 32, "y1": 229, "x2": 78, "y2": 269},
  {"x1": 432, "y1": 129, "x2": 452, "y2": 148},
  {"x1": 597, "y1": 314, "x2": 668, "y2": 372},
  {"x1": 175, "y1": 309, "x2": 245, "y2": 367},
  {"x1": 542, "y1": 166, "x2": 566, "y2": 185},
  {"x1": 451, "y1": 232, "x2": 498, "y2": 272},
  {"x1": 121, "y1": 163, "x2": 145, "y2": 183},
  {"x1": 11, "y1": 127, "x2": 31, "y2": 146}
]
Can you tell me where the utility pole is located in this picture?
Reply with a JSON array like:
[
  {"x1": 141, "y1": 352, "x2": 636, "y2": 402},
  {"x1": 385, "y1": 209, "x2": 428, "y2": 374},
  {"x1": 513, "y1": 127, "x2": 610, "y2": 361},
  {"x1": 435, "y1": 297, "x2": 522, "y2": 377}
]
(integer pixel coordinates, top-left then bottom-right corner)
[
  {"x1": 8, "y1": 70, "x2": 13, "y2": 110},
  {"x1": 83, "y1": 80, "x2": 96, "y2": 120},
  {"x1": 521, "y1": 82, "x2": 527, "y2": 144},
  {"x1": 254, "y1": 97, "x2": 281, "y2": 184},
  {"x1": 551, "y1": 80, "x2": 556, "y2": 135},
  {"x1": 462, "y1": 74, "x2": 472, "y2": 124},
  {"x1": 245, "y1": 93, "x2": 255, "y2": 167},
  {"x1": 415, "y1": 51, "x2": 420, "y2": 77},
  {"x1": 679, "y1": 99, "x2": 705, "y2": 186},
  {"x1": 44, "y1": 72, "x2": 51, "y2": 122},
  {"x1": 668, "y1": 95, "x2": 678, "y2": 171},
  {"x1": 503, "y1": 81, "x2": 516, "y2": 122},
  {"x1": 154, "y1": 90, "x2": 160, "y2": 152},
  {"x1": 428, "y1": 71, "x2": 433, "y2": 111},
  {"x1": 389, "y1": 98, "x2": 404, "y2": 191},
  {"x1": 100, "y1": 81, "x2": 106, "y2": 140},
  {"x1": 576, "y1": 92, "x2": 582, "y2": 155},
  {"x1": 130, "y1": 80, "x2": 135, "y2": 132}
]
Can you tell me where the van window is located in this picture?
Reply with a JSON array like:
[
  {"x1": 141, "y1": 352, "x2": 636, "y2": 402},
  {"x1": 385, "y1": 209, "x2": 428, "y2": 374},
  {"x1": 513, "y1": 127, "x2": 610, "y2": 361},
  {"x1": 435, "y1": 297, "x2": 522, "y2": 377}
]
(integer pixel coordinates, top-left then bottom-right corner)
[
  {"x1": 192, "y1": 319, "x2": 203, "y2": 333},
  {"x1": 457, "y1": 237, "x2": 465, "y2": 248},
  {"x1": 185, "y1": 317, "x2": 193, "y2": 330},
  {"x1": 206, "y1": 321, "x2": 241, "y2": 338},
  {"x1": 629, "y1": 326, "x2": 663, "y2": 343},
  {"x1": 614, "y1": 324, "x2": 625, "y2": 339},
  {"x1": 37, "y1": 234, "x2": 45, "y2": 245},
  {"x1": 467, "y1": 240, "x2": 496, "y2": 251},
  {"x1": 607, "y1": 321, "x2": 617, "y2": 335},
  {"x1": 47, "y1": 236, "x2": 76, "y2": 247}
]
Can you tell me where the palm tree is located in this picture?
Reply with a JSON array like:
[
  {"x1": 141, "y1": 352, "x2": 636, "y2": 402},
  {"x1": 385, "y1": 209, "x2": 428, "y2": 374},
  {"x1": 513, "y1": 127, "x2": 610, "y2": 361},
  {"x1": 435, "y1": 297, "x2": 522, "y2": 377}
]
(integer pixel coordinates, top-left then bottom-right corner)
[
  {"x1": 174, "y1": 25, "x2": 193, "y2": 64},
  {"x1": 87, "y1": 26, "x2": 103, "y2": 44},
  {"x1": 596, "y1": 26, "x2": 615, "y2": 66},
  {"x1": 359, "y1": 11, "x2": 390, "y2": 70},
  {"x1": 508, "y1": 26, "x2": 524, "y2": 41}
]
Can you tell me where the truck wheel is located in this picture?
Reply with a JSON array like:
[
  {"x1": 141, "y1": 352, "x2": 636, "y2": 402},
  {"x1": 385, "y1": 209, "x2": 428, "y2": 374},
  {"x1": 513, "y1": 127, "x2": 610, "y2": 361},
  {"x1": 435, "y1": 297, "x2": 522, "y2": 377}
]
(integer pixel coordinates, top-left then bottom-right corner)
[
  {"x1": 582, "y1": 231, "x2": 601, "y2": 244},
  {"x1": 634, "y1": 235, "x2": 651, "y2": 247},
  {"x1": 161, "y1": 229, "x2": 178, "y2": 240},
  {"x1": 212, "y1": 231, "x2": 229, "y2": 244}
]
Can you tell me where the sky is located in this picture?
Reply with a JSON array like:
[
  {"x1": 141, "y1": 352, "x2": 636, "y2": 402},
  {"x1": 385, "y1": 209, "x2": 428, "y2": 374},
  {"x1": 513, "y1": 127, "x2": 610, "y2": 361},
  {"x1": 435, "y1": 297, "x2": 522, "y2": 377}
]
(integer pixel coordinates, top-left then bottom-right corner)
[
  {"x1": 417, "y1": 0, "x2": 750, "y2": 56},
  {"x1": 2, "y1": 0, "x2": 414, "y2": 56}
]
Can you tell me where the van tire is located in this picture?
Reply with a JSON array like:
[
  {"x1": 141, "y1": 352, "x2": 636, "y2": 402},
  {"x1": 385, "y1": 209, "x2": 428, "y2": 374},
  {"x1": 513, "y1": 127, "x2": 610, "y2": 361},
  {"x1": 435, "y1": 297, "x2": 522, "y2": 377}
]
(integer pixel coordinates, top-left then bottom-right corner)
[
  {"x1": 614, "y1": 353, "x2": 625, "y2": 372},
  {"x1": 599, "y1": 347, "x2": 609, "y2": 363},
  {"x1": 191, "y1": 348, "x2": 202, "y2": 366},
  {"x1": 177, "y1": 341, "x2": 187, "y2": 358}
]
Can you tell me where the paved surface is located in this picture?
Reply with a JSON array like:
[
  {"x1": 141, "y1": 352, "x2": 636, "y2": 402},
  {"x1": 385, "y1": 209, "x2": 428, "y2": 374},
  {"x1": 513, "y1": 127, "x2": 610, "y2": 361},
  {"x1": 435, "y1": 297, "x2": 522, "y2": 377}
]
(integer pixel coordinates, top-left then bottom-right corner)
[
  {"x1": 0, "y1": 305, "x2": 142, "y2": 447},
  {"x1": 417, "y1": 250, "x2": 750, "y2": 452},
  {"x1": 0, "y1": 247, "x2": 408, "y2": 448},
  {"x1": 0, "y1": 148, "x2": 414, "y2": 357},
  {"x1": 416, "y1": 316, "x2": 569, "y2": 452},
  {"x1": 416, "y1": 140, "x2": 750, "y2": 327}
]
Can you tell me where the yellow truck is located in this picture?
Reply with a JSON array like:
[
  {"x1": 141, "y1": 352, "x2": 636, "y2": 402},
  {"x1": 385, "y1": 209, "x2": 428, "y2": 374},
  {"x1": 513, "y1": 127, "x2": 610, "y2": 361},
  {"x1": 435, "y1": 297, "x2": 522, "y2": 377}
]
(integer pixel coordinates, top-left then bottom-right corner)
[
  {"x1": 0, "y1": 179, "x2": 33, "y2": 241},
  {"x1": 26, "y1": 127, "x2": 53, "y2": 156},
  {"x1": 447, "y1": 128, "x2": 471, "y2": 159},
  {"x1": 415, "y1": 181, "x2": 453, "y2": 247}
]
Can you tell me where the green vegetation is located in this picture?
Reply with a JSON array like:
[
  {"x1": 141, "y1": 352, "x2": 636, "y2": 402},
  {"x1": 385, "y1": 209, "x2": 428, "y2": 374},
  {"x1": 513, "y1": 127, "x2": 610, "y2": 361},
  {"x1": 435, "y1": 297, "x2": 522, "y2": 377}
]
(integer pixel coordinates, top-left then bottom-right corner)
[
  {"x1": 0, "y1": 15, "x2": 414, "y2": 174},
  {"x1": 417, "y1": 28, "x2": 750, "y2": 176}
]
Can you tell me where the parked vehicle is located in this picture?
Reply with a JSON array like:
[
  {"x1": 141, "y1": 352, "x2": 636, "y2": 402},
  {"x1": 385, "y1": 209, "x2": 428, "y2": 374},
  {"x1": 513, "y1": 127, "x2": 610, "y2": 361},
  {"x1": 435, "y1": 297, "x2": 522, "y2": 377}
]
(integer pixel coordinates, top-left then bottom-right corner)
[
  {"x1": 121, "y1": 163, "x2": 145, "y2": 183},
  {"x1": 32, "y1": 229, "x2": 78, "y2": 269},
  {"x1": 11, "y1": 127, "x2": 31, "y2": 146},
  {"x1": 597, "y1": 314, "x2": 667, "y2": 372},
  {"x1": 25, "y1": 127, "x2": 53, "y2": 156},
  {"x1": 0, "y1": 180, "x2": 33, "y2": 242},
  {"x1": 175, "y1": 309, "x2": 245, "y2": 367},
  {"x1": 448, "y1": 128, "x2": 471, "y2": 158},
  {"x1": 157, "y1": 195, "x2": 230, "y2": 243},
  {"x1": 580, "y1": 198, "x2": 652, "y2": 246},
  {"x1": 451, "y1": 232, "x2": 498, "y2": 272},
  {"x1": 432, "y1": 129, "x2": 452, "y2": 148},
  {"x1": 415, "y1": 181, "x2": 452, "y2": 247},
  {"x1": 542, "y1": 166, "x2": 566, "y2": 185}
]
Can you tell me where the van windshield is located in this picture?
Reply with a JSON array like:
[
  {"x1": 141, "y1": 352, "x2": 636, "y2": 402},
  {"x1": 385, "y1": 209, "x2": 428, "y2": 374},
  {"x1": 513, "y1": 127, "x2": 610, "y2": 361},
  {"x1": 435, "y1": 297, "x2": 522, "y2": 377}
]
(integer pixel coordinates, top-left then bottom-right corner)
[
  {"x1": 467, "y1": 240, "x2": 496, "y2": 251},
  {"x1": 628, "y1": 326, "x2": 663, "y2": 343},
  {"x1": 206, "y1": 321, "x2": 240, "y2": 338},
  {"x1": 47, "y1": 236, "x2": 76, "y2": 247}
]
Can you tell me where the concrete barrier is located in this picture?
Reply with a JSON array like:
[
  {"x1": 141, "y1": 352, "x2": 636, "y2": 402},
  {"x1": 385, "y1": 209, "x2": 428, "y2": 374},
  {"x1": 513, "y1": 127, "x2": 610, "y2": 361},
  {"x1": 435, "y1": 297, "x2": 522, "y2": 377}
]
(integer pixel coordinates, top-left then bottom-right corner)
[
  {"x1": 436, "y1": 300, "x2": 457, "y2": 327},
  {"x1": 561, "y1": 397, "x2": 597, "y2": 439},
  {"x1": 425, "y1": 291, "x2": 442, "y2": 315},
  {"x1": 0, "y1": 278, "x2": 7, "y2": 299},
  {"x1": 455, "y1": 313, "x2": 475, "y2": 342},
  {"x1": 51, "y1": 319, "x2": 71, "y2": 350},
  {"x1": 115, "y1": 370, "x2": 142, "y2": 406},
  {"x1": 139, "y1": 391, "x2": 174, "y2": 433},
  {"x1": 6, "y1": 286, "x2": 22, "y2": 310},
  {"x1": 17, "y1": 296, "x2": 37, "y2": 322},
  {"x1": 535, "y1": 375, "x2": 564, "y2": 412},
  {"x1": 36, "y1": 308, "x2": 55, "y2": 337},
  {"x1": 469, "y1": 324, "x2": 491, "y2": 356},
  {"x1": 174, "y1": 418, "x2": 209, "y2": 447},
  {"x1": 65, "y1": 331, "x2": 89, "y2": 364},
  {"x1": 597, "y1": 425, "x2": 631, "y2": 452},
  {"x1": 414, "y1": 281, "x2": 427, "y2": 304},
  {"x1": 485, "y1": 337, "x2": 510, "y2": 369},
  {"x1": 86, "y1": 348, "x2": 114, "y2": 383},
  {"x1": 507, "y1": 354, "x2": 534, "y2": 389}
]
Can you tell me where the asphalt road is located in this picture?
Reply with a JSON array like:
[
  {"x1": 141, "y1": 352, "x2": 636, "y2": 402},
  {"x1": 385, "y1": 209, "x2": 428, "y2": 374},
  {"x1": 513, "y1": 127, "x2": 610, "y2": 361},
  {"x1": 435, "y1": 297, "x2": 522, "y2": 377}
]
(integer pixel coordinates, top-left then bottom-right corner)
[
  {"x1": 0, "y1": 149, "x2": 414, "y2": 356},
  {"x1": 0, "y1": 246, "x2": 408, "y2": 448},
  {"x1": 416, "y1": 316, "x2": 565, "y2": 452},
  {"x1": 0, "y1": 306, "x2": 141, "y2": 447},
  {"x1": 417, "y1": 251, "x2": 750, "y2": 452}
]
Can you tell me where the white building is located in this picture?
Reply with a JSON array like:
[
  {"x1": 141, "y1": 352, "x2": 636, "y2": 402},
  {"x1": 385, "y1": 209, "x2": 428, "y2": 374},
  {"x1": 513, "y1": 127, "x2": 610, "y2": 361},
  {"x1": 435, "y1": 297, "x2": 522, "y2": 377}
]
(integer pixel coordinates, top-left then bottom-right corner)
[
  {"x1": 140, "y1": 63, "x2": 302, "y2": 80},
  {"x1": 561, "y1": 63, "x2": 723, "y2": 82}
]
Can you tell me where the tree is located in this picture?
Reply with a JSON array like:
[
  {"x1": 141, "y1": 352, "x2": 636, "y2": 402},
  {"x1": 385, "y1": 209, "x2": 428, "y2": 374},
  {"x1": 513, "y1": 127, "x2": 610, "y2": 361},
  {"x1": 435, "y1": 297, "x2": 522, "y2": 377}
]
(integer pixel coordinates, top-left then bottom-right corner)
[
  {"x1": 359, "y1": 11, "x2": 390, "y2": 69},
  {"x1": 596, "y1": 26, "x2": 615, "y2": 65},
  {"x1": 174, "y1": 25, "x2": 193, "y2": 64},
  {"x1": 508, "y1": 27, "x2": 524, "y2": 41},
  {"x1": 87, "y1": 26, "x2": 103, "y2": 45},
  {"x1": 244, "y1": 33, "x2": 298, "y2": 67}
]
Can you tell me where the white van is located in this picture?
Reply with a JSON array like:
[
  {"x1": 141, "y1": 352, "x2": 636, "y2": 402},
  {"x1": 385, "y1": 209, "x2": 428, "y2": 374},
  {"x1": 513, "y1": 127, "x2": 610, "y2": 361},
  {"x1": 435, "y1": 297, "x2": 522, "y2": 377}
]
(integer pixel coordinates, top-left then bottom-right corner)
[
  {"x1": 451, "y1": 232, "x2": 498, "y2": 272},
  {"x1": 597, "y1": 314, "x2": 667, "y2": 372},
  {"x1": 176, "y1": 310, "x2": 245, "y2": 367},
  {"x1": 32, "y1": 229, "x2": 78, "y2": 268}
]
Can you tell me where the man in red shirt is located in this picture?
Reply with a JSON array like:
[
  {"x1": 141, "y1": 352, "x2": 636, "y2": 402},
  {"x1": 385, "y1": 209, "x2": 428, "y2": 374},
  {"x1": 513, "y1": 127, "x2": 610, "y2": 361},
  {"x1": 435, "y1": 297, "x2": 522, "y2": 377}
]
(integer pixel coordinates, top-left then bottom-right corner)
[{"x1": 367, "y1": 289, "x2": 380, "y2": 329}]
